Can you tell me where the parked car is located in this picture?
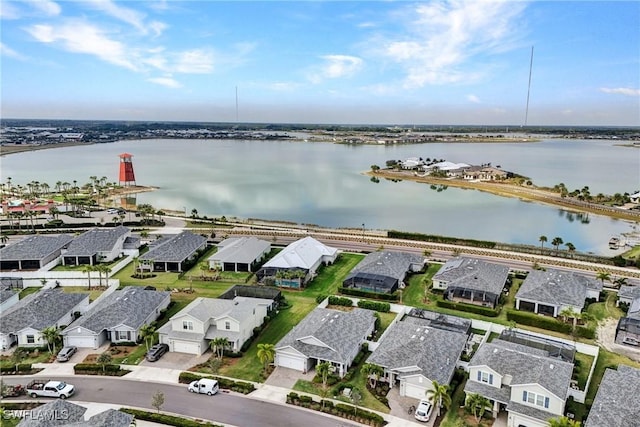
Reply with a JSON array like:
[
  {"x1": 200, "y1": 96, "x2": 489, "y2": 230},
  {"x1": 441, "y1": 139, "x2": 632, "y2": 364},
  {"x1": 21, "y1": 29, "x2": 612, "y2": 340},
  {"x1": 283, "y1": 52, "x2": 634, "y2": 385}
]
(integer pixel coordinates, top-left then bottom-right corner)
[
  {"x1": 145, "y1": 343, "x2": 169, "y2": 362},
  {"x1": 56, "y1": 346, "x2": 77, "y2": 362},
  {"x1": 26, "y1": 380, "x2": 75, "y2": 399},
  {"x1": 106, "y1": 208, "x2": 119, "y2": 214},
  {"x1": 188, "y1": 378, "x2": 219, "y2": 396},
  {"x1": 415, "y1": 399, "x2": 433, "y2": 422}
]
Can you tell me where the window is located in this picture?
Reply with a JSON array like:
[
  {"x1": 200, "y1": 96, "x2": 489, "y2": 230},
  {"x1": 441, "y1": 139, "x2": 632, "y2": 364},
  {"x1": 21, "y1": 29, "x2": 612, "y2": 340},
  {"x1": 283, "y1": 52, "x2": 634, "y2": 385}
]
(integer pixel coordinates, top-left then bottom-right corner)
[
  {"x1": 522, "y1": 391, "x2": 549, "y2": 409},
  {"x1": 26, "y1": 335, "x2": 35, "y2": 344},
  {"x1": 182, "y1": 321, "x2": 193, "y2": 331},
  {"x1": 477, "y1": 370, "x2": 494, "y2": 385},
  {"x1": 225, "y1": 321, "x2": 231, "y2": 330},
  {"x1": 117, "y1": 331, "x2": 128, "y2": 340}
]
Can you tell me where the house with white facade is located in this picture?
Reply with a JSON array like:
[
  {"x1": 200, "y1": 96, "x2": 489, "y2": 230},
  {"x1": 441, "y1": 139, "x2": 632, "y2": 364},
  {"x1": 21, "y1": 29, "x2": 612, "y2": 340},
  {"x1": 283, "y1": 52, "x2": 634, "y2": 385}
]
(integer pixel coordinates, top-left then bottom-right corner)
[
  {"x1": 464, "y1": 338, "x2": 574, "y2": 427},
  {"x1": 0, "y1": 288, "x2": 89, "y2": 350},
  {"x1": 0, "y1": 234, "x2": 74, "y2": 271},
  {"x1": 62, "y1": 226, "x2": 130, "y2": 266},
  {"x1": 208, "y1": 237, "x2": 271, "y2": 272},
  {"x1": 157, "y1": 296, "x2": 274, "y2": 355}
]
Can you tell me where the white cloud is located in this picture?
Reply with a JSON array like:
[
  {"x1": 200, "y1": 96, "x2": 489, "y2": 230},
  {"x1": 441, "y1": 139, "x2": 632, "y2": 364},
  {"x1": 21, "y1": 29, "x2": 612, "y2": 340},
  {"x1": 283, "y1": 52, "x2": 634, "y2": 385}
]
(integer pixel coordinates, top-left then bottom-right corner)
[
  {"x1": 148, "y1": 76, "x2": 182, "y2": 88},
  {"x1": 376, "y1": 0, "x2": 527, "y2": 87},
  {"x1": 268, "y1": 82, "x2": 301, "y2": 91},
  {"x1": 309, "y1": 54, "x2": 363, "y2": 83},
  {"x1": 600, "y1": 87, "x2": 640, "y2": 97},
  {"x1": 0, "y1": 2, "x2": 22, "y2": 19},
  {"x1": 0, "y1": 42, "x2": 26, "y2": 59},
  {"x1": 26, "y1": 21, "x2": 137, "y2": 70},
  {"x1": 83, "y1": 0, "x2": 166, "y2": 36},
  {"x1": 467, "y1": 94, "x2": 480, "y2": 103},
  {"x1": 173, "y1": 49, "x2": 214, "y2": 74},
  {"x1": 26, "y1": 0, "x2": 61, "y2": 16}
]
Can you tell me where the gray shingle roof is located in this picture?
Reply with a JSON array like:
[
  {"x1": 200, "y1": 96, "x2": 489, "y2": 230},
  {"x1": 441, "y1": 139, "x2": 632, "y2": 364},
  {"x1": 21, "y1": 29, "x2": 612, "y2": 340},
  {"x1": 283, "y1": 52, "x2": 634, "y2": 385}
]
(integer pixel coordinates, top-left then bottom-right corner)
[
  {"x1": 64, "y1": 226, "x2": 129, "y2": 257},
  {"x1": 276, "y1": 307, "x2": 376, "y2": 365},
  {"x1": 64, "y1": 286, "x2": 169, "y2": 333},
  {"x1": 468, "y1": 340, "x2": 573, "y2": 400},
  {"x1": 209, "y1": 237, "x2": 270, "y2": 264},
  {"x1": 585, "y1": 365, "x2": 640, "y2": 427},
  {"x1": 1, "y1": 289, "x2": 88, "y2": 333},
  {"x1": 0, "y1": 234, "x2": 73, "y2": 261},
  {"x1": 368, "y1": 316, "x2": 466, "y2": 385},
  {"x1": 433, "y1": 257, "x2": 509, "y2": 296},
  {"x1": 139, "y1": 231, "x2": 207, "y2": 262},
  {"x1": 345, "y1": 251, "x2": 424, "y2": 282},
  {"x1": 75, "y1": 409, "x2": 135, "y2": 427},
  {"x1": 0, "y1": 288, "x2": 18, "y2": 304},
  {"x1": 516, "y1": 268, "x2": 602, "y2": 308},
  {"x1": 618, "y1": 285, "x2": 640, "y2": 301},
  {"x1": 17, "y1": 400, "x2": 86, "y2": 427},
  {"x1": 506, "y1": 401, "x2": 558, "y2": 423}
]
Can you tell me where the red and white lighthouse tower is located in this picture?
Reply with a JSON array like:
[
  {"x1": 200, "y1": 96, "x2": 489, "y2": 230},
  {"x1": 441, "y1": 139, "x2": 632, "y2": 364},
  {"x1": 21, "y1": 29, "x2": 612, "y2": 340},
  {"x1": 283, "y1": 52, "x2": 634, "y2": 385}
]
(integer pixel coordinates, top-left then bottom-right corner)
[{"x1": 118, "y1": 153, "x2": 136, "y2": 186}]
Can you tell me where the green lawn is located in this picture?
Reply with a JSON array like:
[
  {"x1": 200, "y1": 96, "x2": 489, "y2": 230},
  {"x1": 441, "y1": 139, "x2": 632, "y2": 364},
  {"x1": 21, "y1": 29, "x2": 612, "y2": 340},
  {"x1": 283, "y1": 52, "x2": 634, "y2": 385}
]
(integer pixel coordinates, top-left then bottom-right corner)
[
  {"x1": 587, "y1": 291, "x2": 625, "y2": 322},
  {"x1": 62, "y1": 286, "x2": 105, "y2": 302},
  {"x1": 587, "y1": 348, "x2": 640, "y2": 401},
  {"x1": 298, "y1": 253, "x2": 364, "y2": 298},
  {"x1": 402, "y1": 264, "x2": 440, "y2": 307},
  {"x1": 573, "y1": 352, "x2": 595, "y2": 390},
  {"x1": 18, "y1": 287, "x2": 40, "y2": 299},
  {"x1": 376, "y1": 312, "x2": 397, "y2": 338}
]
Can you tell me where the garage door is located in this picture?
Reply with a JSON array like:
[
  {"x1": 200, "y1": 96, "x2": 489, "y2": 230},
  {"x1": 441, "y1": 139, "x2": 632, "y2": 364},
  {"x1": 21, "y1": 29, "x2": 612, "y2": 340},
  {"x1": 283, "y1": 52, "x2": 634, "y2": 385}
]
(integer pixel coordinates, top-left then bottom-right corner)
[
  {"x1": 65, "y1": 335, "x2": 97, "y2": 349},
  {"x1": 276, "y1": 353, "x2": 307, "y2": 372},
  {"x1": 172, "y1": 340, "x2": 201, "y2": 355},
  {"x1": 402, "y1": 381, "x2": 428, "y2": 400}
]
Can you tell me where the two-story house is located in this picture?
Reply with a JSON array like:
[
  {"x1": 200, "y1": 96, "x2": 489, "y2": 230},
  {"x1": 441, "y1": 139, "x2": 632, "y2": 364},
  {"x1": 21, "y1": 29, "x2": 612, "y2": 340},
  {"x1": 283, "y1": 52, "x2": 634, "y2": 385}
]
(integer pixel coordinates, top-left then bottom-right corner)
[
  {"x1": 157, "y1": 296, "x2": 274, "y2": 355},
  {"x1": 464, "y1": 339, "x2": 574, "y2": 427}
]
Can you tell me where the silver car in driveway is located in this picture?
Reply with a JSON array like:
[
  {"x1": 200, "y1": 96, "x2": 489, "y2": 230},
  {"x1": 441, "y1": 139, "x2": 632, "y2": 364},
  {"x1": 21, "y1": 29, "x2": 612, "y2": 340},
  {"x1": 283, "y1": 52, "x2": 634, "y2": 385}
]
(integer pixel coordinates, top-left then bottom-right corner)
[{"x1": 56, "y1": 346, "x2": 77, "y2": 362}]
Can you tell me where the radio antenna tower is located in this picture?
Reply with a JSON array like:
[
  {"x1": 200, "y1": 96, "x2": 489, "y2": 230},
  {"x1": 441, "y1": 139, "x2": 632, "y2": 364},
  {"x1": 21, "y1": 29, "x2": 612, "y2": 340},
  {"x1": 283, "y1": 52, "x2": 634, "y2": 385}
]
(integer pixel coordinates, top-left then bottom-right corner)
[
  {"x1": 523, "y1": 46, "x2": 534, "y2": 127},
  {"x1": 235, "y1": 86, "x2": 239, "y2": 123}
]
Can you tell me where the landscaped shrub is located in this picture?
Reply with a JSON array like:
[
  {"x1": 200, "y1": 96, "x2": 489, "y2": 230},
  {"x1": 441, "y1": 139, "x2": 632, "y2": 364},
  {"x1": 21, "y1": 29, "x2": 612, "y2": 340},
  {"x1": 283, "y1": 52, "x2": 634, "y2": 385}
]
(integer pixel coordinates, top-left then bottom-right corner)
[
  {"x1": 120, "y1": 408, "x2": 223, "y2": 427},
  {"x1": 436, "y1": 300, "x2": 500, "y2": 317},
  {"x1": 357, "y1": 300, "x2": 391, "y2": 313},
  {"x1": 575, "y1": 326, "x2": 596, "y2": 339},
  {"x1": 339, "y1": 287, "x2": 399, "y2": 302},
  {"x1": 316, "y1": 294, "x2": 328, "y2": 304},
  {"x1": 388, "y1": 230, "x2": 496, "y2": 249},
  {"x1": 506, "y1": 310, "x2": 572, "y2": 333},
  {"x1": 328, "y1": 296, "x2": 353, "y2": 307},
  {"x1": 73, "y1": 363, "x2": 130, "y2": 376},
  {"x1": 0, "y1": 364, "x2": 39, "y2": 374}
]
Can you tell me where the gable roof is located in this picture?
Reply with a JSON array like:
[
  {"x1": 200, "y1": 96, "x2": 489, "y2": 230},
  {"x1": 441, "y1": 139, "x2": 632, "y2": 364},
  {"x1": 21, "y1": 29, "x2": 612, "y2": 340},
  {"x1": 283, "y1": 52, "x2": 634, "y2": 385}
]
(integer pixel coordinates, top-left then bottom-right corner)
[
  {"x1": 618, "y1": 285, "x2": 640, "y2": 301},
  {"x1": 64, "y1": 226, "x2": 129, "y2": 257},
  {"x1": 345, "y1": 251, "x2": 423, "y2": 282},
  {"x1": 515, "y1": 268, "x2": 602, "y2": 308},
  {"x1": 1, "y1": 289, "x2": 88, "y2": 333},
  {"x1": 64, "y1": 286, "x2": 169, "y2": 334},
  {"x1": 17, "y1": 400, "x2": 87, "y2": 427},
  {"x1": 0, "y1": 234, "x2": 74, "y2": 261},
  {"x1": 139, "y1": 231, "x2": 207, "y2": 263},
  {"x1": 585, "y1": 365, "x2": 640, "y2": 427},
  {"x1": 162, "y1": 295, "x2": 273, "y2": 325},
  {"x1": 468, "y1": 340, "x2": 573, "y2": 400},
  {"x1": 276, "y1": 307, "x2": 375, "y2": 364},
  {"x1": 73, "y1": 409, "x2": 135, "y2": 427},
  {"x1": 0, "y1": 288, "x2": 18, "y2": 304},
  {"x1": 209, "y1": 237, "x2": 270, "y2": 264},
  {"x1": 433, "y1": 257, "x2": 509, "y2": 296},
  {"x1": 262, "y1": 236, "x2": 337, "y2": 270},
  {"x1": 368, "y1": 316, "x2": 467, "y2": 384}
]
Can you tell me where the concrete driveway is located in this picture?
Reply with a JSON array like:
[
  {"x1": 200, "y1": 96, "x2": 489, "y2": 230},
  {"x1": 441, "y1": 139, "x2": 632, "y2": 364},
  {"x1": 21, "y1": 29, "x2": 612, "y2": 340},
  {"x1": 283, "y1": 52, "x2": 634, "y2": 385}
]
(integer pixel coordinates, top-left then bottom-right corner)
[
  {"x1": 265, "y1": 366, "x2": 315, "y2": 389},
  {"x1": 139, "y1": 350, "x2": 210, "y2": 370},
  {"x1": 59, "y1": 343, "x2": 110, "y2": 364}
]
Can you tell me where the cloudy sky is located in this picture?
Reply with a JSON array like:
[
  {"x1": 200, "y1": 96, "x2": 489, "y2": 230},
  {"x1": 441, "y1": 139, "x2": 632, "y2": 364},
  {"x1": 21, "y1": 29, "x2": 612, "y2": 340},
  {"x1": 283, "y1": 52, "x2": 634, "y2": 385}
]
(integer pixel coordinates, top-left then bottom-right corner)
[{"x1": 1, "y1": 0, "x2": 638, "y2": 126}]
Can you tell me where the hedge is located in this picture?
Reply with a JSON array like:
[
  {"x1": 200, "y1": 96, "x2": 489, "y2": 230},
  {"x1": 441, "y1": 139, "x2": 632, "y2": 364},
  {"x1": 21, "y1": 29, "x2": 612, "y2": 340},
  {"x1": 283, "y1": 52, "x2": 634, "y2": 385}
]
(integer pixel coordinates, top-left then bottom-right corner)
[
  {"x1": 0, "y1": 364, "x2": 38, "y2": 374},
  {"x1": 339, "y1": 287, "x2": 399, "y2": 302},
  {"x1": 328, "y1": 296, "x2": 354, "y2": 307},
  {"x1": 178, "y1": 372, "x2": 255, "y2": 394},
  {"x1": 73, "y1": 363, "x2": 131, "y2": 376},
  {"x1": 120, "y1": 408, "x2": 223, "y2": 427},
  {"x1": 436, "y1": 300, "x2": 499, "y2": 317},
  {"x1": 575, "y1": 326, "x2": 596, "y2": 339},
  {"x1": 506, "y1": 310, "x2": 572, "y2": 334},
  {"x1": 357, "y1": 300, "x2": 391, "y2": 313},
  {"x1": 286, "y1": 392, "x2": 385, "y2": 427},
  {"x1": 387, "y1": 230, "x2": 496, "y2": 249}
]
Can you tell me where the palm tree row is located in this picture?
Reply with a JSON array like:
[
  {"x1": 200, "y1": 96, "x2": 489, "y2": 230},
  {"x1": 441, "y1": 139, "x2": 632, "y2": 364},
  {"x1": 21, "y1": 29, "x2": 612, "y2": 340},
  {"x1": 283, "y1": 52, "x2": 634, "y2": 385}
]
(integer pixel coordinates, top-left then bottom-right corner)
[
  {"x1": 81, "y1": 263, "x2": 113, "y2": 290},
  {"x1": 539, "y1": 235, "x2": 576, "y2": 257}
]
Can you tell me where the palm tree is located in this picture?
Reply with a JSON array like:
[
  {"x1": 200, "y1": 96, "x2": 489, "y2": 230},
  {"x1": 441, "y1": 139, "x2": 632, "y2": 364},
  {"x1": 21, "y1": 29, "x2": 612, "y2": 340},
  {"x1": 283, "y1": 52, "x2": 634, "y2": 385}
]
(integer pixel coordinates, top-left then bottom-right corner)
[
  {"x1": 316, "y1": 361, "x2": 331, "y2": 389},
  {"x1": 361, "y1": 363, "x2": 384, "y2": 388},
  {"x1": 426, "y1": 380, "x2": 451, "y2": 418},
  {"x1": 139, "y1": 324, "x2": 156, "y2": 351},
  {"x1": 565, "y1": 242, "x2": 576, "y2": 258},
  {"x1": 81, "y1": 264, "x2": 95, "y2": 290},
  {"x1": 210, "y1": 337, "x2": 228, "y2": 359},
  {"x1": 0, "y1": 234, "x2": 8, "y2": 246},
  {"x1": 256, "y1": 343, "x2": 276, "y2": 373},
  {"x1": 596, "y1": 271, "x2": 611, "y2": 286},
  {"x1": 548, "y1": 416, "x2": 581, "y2": 427},
  {"x1": 41, "y1": 326, "x2": 61, "y2": 354},
  {"x1": 539, "y1": 235, "x2": 547, "y2": 252},
  {"x1": 465, "y1": 393, "x2": 491, "y2": 425},
  {"x1": 551, "y1": 237, "x2": 564, "y2": 254},
  {"x1": 559, "y1": 307, "x2": 580, "y2": 329},
  {"x1": 613, "y1": 277, "x2": 629, "y2": 288}
]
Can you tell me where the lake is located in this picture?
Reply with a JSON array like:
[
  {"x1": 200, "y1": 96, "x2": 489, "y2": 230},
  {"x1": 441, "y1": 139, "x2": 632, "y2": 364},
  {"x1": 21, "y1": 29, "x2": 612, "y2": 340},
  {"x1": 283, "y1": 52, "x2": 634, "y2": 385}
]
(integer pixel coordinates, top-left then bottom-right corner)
[{"x1": 2, "y1": 138, "x2": 639, "y2": 255}]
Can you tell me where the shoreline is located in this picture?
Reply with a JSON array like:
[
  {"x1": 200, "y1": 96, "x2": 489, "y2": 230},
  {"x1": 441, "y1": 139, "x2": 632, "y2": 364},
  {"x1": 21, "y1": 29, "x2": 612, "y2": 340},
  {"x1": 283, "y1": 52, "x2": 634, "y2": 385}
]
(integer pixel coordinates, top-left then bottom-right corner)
[{"x1": 367, "y1": 170, "x2": 640, "y2": 223}]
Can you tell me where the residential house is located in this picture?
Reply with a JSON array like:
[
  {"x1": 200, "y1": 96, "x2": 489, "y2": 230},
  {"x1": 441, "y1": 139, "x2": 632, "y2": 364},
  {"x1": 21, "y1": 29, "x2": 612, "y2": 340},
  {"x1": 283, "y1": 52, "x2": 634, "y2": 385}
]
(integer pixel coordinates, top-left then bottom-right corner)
[
  {"x1": 138, "y1": 231, "x2": 207, "y2": 272},
  {"x1": 218, "y1": 284, "x2": 282, "y2": 302},
  {"x1": 342, "y1": 251, "x2": 425, "y2": 294},
  {"x1": 615, "y1": 286, "x2": 640, "y2": 346},
  {"x1": 0, "y1": 234, "x2": 74, "y2": 271},
  {"x1": 367, "y1": 316, "x2": 467, "y2": 399},
  {"x1": 515, "y1": 269, "x2": 602, "y2": 317},
  {"x1": 157, "y1": 296, "x2": 274, "y2": 355},
  {"x1": 584, "y1": 364, "x2": 640, "y2": 427},
  {"x1": 463, "y1": 166, "x2": 510, "y2": 181},
  {"x1": 17, "y1": 399, "x2": 135, "y2": 427},
  {"x1": 62, "y1": 226, "x2": 130, "y2": 266},
  {"x1": 208, "y1": 237, "x2": 271, "y2": 272},
  {"x1": 62, "y1": 286, "x2": 170, "y2": 348},
  {"x1": 464, "y1": 338, "x2": 574, "y2": 427},
  {"x1": 256, "y1": 236, "x2": 338, "y2": 288},
  {"x1": 424, "y1": 161, "x2": 471, "y2": 177},
  {"x1": 432, "y1": 258, "x2": 510, "y2": 308},
  {"x1": 275, "y1": 306, "x2": 376, "y2": 377},
  {"x1": 0, "y1": 288, "x2": 89, "y2": 350}
]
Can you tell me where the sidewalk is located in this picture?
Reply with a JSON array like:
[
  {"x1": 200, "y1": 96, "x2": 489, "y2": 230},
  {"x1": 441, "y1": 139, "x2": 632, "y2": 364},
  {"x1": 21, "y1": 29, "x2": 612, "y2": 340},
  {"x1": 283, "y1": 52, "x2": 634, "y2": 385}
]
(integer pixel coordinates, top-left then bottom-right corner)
[{"x1": 30, "y1": 362, "x2": 424, "y2": 427}]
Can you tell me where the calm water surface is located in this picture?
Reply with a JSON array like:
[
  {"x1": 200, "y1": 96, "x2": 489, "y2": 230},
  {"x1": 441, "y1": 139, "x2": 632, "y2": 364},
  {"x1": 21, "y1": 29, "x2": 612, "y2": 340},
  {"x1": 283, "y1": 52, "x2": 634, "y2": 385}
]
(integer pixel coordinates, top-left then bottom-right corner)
[{"x1": 3, "y1": 138, "x2": 639, "y2": 255}]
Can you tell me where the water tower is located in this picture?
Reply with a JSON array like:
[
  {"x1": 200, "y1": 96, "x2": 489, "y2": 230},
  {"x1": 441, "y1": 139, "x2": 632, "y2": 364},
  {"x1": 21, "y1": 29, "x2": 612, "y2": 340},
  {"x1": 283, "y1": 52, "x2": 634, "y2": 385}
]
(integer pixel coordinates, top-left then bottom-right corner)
[{"x1": 118, "y1": 153, "x2": 136, "y2": 186}]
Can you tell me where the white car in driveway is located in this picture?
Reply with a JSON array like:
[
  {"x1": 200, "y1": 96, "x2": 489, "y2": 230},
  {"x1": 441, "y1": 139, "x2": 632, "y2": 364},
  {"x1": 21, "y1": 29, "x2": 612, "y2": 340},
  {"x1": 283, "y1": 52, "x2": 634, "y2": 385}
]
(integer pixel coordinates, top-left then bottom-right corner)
[{"x1": 415, "y1": 399, "x2": 433, "y2": 422}]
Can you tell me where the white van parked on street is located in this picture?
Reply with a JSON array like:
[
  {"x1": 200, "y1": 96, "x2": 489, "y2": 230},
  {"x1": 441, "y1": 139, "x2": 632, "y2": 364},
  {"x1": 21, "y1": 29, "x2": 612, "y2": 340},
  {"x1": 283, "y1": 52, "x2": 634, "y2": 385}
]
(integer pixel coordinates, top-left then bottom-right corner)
[{"x1": 188, "y1": 378, "x2": 219, "y2": 396}]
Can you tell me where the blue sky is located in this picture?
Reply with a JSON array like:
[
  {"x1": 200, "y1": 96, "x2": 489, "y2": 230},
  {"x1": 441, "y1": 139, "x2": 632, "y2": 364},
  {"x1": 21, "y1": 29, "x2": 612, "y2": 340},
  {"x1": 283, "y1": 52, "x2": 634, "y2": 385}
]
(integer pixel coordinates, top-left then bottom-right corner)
[{"x1": 1, "y1": 0, "x2": 638, "y2": 126}]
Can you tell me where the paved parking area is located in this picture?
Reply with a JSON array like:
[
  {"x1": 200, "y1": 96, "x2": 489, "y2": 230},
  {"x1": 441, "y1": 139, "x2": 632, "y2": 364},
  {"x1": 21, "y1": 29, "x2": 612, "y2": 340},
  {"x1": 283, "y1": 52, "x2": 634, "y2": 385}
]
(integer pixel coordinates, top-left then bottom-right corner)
[
  {"x1": 65, "y1": 344, "x2": 110, "y2": 364},
  {"x1": 265, "y1": 366, "x2": 315, "y2": 389},
  {"x1": 386, "y1": 387, "x2": 433, "y2": 426},
  {"x1": 139, "y1": 350, "x2": 210, "y2": 370}
]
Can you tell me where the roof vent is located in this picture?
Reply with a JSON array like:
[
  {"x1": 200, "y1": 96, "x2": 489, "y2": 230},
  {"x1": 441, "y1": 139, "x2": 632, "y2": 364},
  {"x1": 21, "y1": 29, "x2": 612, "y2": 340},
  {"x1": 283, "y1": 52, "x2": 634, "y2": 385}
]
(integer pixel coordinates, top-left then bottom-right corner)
[
  {"x1": 420, "y1": 336, "x2": 425, "y2": 341},
  {"x1": 493, "y1": 348, "x2": 498, "y2": 353},
  {"x1": 550, "y1": 364, "x2": 554, "y2": 369},
  {"x1": 411, "y1": 335, "x2": 416, "y2": 339}
]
